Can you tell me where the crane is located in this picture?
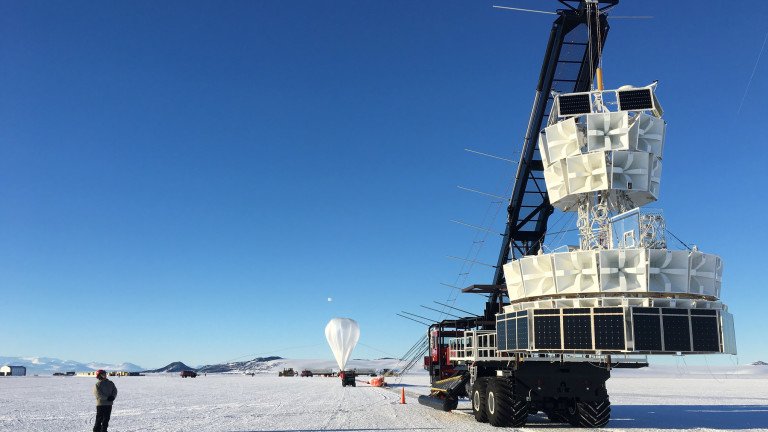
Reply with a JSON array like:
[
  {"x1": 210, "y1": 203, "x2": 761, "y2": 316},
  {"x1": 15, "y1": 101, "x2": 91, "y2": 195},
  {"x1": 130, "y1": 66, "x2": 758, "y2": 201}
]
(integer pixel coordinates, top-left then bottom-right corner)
[{"x1": 417, "y1": 0, "x2": 736, "y2": 428}]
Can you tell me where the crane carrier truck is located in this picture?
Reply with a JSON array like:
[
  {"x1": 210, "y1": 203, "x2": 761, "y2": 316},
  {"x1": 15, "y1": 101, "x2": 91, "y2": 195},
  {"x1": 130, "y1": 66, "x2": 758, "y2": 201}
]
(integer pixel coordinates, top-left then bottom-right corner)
[{"x1": 417, "y1": 1, "x2": 737, "y2": 427}]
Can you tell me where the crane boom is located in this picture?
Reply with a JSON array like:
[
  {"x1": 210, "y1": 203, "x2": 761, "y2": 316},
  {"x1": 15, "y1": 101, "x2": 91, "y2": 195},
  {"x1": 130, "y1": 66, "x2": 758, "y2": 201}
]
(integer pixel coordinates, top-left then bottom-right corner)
[{"x1": 487, "y1": 1, "x2": 615, "y2": 307}]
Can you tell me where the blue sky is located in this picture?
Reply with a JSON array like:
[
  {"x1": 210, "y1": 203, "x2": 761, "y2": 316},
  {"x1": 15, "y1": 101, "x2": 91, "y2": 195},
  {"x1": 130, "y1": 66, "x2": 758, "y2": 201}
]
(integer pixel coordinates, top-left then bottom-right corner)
[{"x1": 1, "y1": 0, "x2": 766, "y2": 368}]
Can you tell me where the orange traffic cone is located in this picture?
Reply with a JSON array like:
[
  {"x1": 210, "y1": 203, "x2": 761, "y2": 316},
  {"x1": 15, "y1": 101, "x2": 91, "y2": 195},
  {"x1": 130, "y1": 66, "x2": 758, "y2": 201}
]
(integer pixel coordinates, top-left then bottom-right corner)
[{"x1": 400, "y1": 387, "x2": 405, "y2": 404}]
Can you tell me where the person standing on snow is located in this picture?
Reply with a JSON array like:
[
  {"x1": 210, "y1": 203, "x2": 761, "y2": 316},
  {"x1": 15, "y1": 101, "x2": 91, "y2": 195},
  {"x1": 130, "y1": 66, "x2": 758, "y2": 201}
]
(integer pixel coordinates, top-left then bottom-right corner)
[{"x1": 93, "y1": 369, "x2": 118, "y2": 432}]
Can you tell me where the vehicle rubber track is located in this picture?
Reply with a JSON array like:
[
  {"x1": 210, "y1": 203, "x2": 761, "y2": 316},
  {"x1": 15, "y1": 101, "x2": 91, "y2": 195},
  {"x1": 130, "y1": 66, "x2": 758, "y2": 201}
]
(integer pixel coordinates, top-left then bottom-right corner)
[
  {"x1": 487, "y1": 379, "x2": 528, "y2": 428},
  {"x1": 576, "y1": 399, "x2": 611, "y2": 428},
  {"x1": 471, "y1": 378, "x2": 489, "y2": 423}
]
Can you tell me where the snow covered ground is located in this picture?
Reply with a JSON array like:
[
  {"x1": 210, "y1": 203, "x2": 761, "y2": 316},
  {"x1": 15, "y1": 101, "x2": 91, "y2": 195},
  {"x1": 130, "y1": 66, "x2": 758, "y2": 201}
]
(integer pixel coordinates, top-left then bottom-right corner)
[{"x1": 1, "y1": 368, "x2": 767, "y2": 432}]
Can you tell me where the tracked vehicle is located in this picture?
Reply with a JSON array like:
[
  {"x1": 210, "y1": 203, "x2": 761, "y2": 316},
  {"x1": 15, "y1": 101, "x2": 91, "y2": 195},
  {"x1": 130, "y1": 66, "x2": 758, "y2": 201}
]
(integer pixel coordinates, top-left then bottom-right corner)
[{"x1": 417, "y1": 1, "x2": 737, "y2": 427}]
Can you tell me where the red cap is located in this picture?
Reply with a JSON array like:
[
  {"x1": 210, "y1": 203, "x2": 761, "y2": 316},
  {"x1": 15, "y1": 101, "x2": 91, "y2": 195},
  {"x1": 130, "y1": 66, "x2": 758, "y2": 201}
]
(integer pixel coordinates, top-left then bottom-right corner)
[{"x1": 95, "y1": 369, "x2": 106, "y2": 377}]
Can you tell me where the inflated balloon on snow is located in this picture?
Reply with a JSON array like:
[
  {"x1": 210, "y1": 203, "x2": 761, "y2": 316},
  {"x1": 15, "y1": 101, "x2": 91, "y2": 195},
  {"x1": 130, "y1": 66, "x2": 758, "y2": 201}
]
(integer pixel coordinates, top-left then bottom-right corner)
[{"x1": 324, "y1": 318, "x2": 360, "y2": 371}]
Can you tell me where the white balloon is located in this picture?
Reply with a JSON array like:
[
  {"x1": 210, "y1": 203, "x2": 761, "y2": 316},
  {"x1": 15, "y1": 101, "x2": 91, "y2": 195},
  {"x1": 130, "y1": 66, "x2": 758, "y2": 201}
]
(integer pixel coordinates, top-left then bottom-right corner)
[{"x1": 324, "y1": 318, "x2": 360, "y2": 371}]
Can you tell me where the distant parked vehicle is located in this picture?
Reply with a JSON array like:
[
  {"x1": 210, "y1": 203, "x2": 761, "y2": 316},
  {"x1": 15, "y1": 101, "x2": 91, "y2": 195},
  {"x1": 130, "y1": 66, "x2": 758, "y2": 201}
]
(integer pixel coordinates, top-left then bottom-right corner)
[
  {"x1": 180, "y1": 370, "x2": 197, "y2": 378},
  {"x1": 340, "y1": 370, "x2": 356, "y2": 387},
  {"x1": 278, "y1": 368, "x2": 296, "y2": 377},
  {"x1": 300, "y1": 370, "x2": 313, "y2": 377}
]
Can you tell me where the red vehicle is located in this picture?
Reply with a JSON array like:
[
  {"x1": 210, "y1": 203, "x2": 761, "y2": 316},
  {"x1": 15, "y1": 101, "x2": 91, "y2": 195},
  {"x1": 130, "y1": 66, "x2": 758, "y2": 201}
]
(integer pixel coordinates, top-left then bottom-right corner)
[
  {"x1": 180, "y1": 370, "x2": 197, "y2": 378},
  {"x1": 339, "y1": 370, "x2": 356, "y2": 387}
]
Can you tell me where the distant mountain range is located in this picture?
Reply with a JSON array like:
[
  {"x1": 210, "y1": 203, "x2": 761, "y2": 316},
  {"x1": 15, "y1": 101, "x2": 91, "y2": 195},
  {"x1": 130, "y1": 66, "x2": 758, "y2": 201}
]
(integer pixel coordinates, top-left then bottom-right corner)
[
  {"x1": 0, "y1": 355, "x2": 294, "y2": 375},
  {"x1": 141, "y1": 357, "x2": 285, "y2": 374},
  {"x1": 0, "y1": 356, "x2": 143, "y2": 375},
  {"x1": 7, "y1": 355, "x2": 768, "y2": 376},
  {"x1": 0, "y1": 355, "x2": 414, "y2": 376},
  {"x1": 146, "y1": 357, "x2": 401, "y2": 375},
  {"x1": 142, "y1": 361, "x2": 196, "y2": 373},
  {"x1": 197, "y1": 356, "x2": 283, "y2": 373}
]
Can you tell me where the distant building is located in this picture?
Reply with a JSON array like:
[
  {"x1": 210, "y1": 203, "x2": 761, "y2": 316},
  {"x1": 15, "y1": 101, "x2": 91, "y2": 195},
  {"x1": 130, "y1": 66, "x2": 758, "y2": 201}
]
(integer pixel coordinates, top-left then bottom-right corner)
[
  {"x1": 76, "y1": 370, "x2": 140, "y2": 377},
  {"x1": 110, "y1": 371, "x2": 141, "y2": 377},
  {"x1": 0, "y1": 365, "x2": 26, "y2": 376}
]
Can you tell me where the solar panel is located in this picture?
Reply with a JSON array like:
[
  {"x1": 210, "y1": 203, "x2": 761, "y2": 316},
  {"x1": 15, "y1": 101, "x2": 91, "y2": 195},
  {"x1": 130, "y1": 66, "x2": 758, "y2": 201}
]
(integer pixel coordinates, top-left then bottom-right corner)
[
  {"x1": 557, "y1": 93, "x2": 592, "y2": 116},
  {"x1": 617, "y1": 88, "x2": 654, "y2": 111},
  {"x1": 633, "y1": 313, "x2": 662, "y2": 351},
  {"x1": 594, "y1": 315, "x2": 625, "y2": 350},
  {"x1": 662, "y1": 315, "x2": 691, "y2": 352},
  {"x1": 534, "y1": 316, "x2": 561, "y2": 349},
  {"x1": 563, "y1": 315, "x2": 592, "y2": 349},
  {"x1": 691, "y1": 316, "x2": 719, "y2": 352},
  {"x1": 497, "y1": 319, "x2": 507, "y2": 351},
  {"x1": 516, "y1": 317, "x2": 529, "y2": 349},
  {"x1": 507, "y1": 319, "x2": 517, "y2": 350}
]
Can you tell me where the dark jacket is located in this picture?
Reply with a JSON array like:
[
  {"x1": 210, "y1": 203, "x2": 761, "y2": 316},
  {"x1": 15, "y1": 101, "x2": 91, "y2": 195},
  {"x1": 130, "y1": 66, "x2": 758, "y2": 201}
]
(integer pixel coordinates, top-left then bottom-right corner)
[{"x1": 94, "y1": 378, "x2": 118, "y2": 406}]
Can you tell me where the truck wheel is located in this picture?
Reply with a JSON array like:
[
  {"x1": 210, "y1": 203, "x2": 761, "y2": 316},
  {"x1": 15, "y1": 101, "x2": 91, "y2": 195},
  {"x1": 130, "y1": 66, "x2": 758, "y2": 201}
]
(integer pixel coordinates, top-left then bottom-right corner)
[
  {"x1": 486, "y1": 379, "x2": 510, "y2": 427},
  {"x1": 510, "y1": 400, "x2": 531, "y2": 427},
  {"x1": 471, "y1": 378, "x2": 489, "y2": 423},
  {"x1": 487, "y1": 379, "x2": 529, "y2": 428},
  {"x1": 576, "y1": 399, "x2": 611, "y2": 428}
]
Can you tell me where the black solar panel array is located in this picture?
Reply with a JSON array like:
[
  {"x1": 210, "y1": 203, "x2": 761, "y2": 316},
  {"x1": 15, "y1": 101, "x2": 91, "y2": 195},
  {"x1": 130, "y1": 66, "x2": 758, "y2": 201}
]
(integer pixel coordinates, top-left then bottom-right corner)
[
  {"x1": 496, "y1": 310, "x2": 528, "y2": 351},
  {"x1": 594, "y1": 315, "x2": 625, "y2": 350},
  {"x1": 499, "y1": 308, "x2": 627, "y2": 351},
  {"x1": 691, "y1": 315, "x2": 720, "y2": 352},
  {"x1": 496, "y1": 307, "x2": 723, "y2": 353},
  {"x1": 632, "y1": 307, "x2": 722, "y2": 352},
  {"x1": 535, "y1": 315, "x2": 562, "y2": 348},
  {"x1": 517, "y1": 314, "x2": 529, "y2": 349},
  {"x1": 632, "y1": 313, "x2": 663, "y2": 350},
  {"x1": 497, "y1": 318, "x2": 507, "y2": 351},
  {"x1": 557, "y1": 93, "x2": 592, "y2": 116},
  {"x1": 617, "y1": 88, "x2": 654, "y2": 111},
  {"x1": 563, "y1": 315, "x2": 592, "y2": 349},
  {"x1": 662, "y1": 313, "x2": 691, "y2": 352}
]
